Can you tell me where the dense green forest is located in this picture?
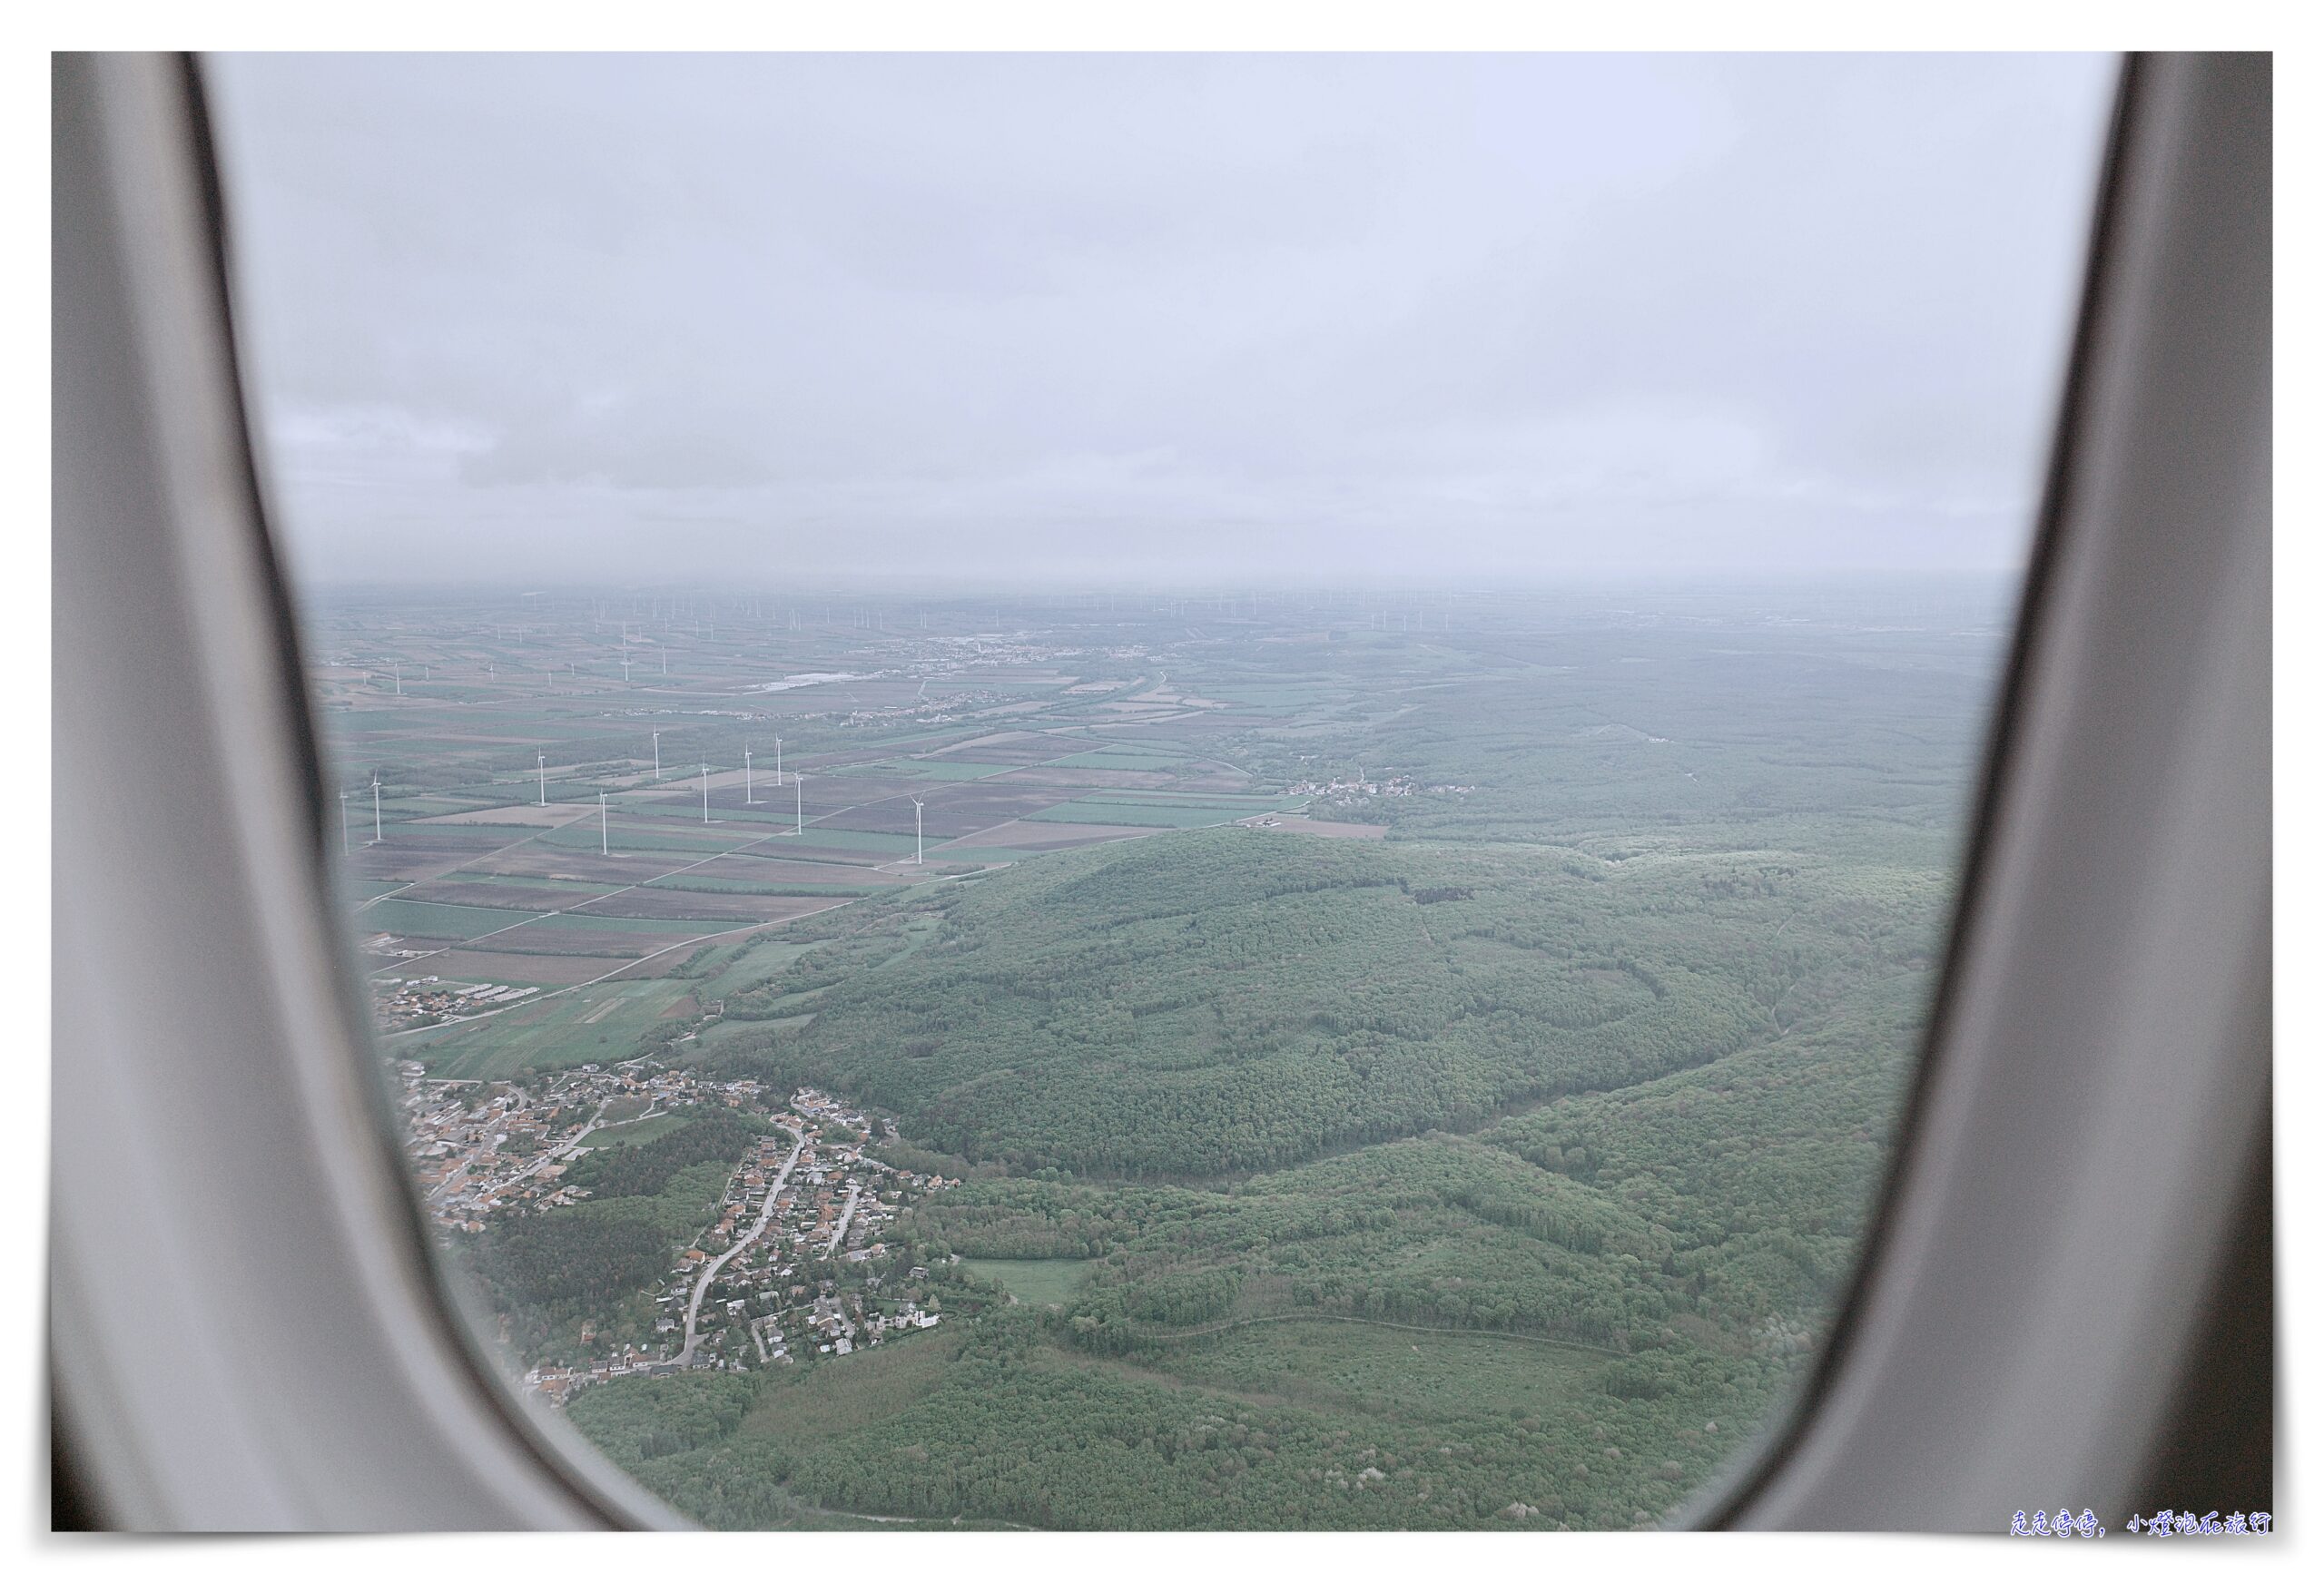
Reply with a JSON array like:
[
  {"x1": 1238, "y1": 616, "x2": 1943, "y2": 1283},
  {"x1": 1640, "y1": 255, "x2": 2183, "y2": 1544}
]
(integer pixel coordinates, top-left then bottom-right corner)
[
  {"x1": 701, "y1": 831, "x2": 1938, "y2": 1179},
  {"x1": 580, "y1": 816, "x2": 1945, "y2": 1527},
  {"x1": 576, "y1": 980, "x2": 1919, "y2": 1528}
]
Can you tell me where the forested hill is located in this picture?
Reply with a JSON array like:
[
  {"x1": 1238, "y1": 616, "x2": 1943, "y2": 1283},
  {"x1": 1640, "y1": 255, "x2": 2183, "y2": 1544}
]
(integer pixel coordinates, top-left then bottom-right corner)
[
  {"x1": 580, "y1": 959, "x2": 1935, "y2": 1531},
  {"x1": 705, "y1": 825, "x2": 1946, "y2": 1178}
]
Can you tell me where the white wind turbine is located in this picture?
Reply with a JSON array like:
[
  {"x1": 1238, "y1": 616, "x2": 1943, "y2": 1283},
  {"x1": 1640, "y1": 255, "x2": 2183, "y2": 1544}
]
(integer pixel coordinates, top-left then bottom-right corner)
[
  {"x1": 537, "y1": 753, "x2": 547, "y2": 807},
  {"x1": 370, "y1": 775, "x2": 383, "y2": 844},
  {"x1": 701, "y1": 763, "x2": 712, "y2": 824},
  {"x1": 652, "y1": 731, "x2": 661, "y2": 781},
  {"x1": 911, "y1": 798, "x2": 925, "y2": 866},
  {"x1": 793, "y1": 773, "x2": 803, "y2": 836},
  {"x1": 599, "y1": 791, "x2": 609, "y2": 855},
  {"x1": 744, "y1": 749, "x2": 758, "y2": 805}
]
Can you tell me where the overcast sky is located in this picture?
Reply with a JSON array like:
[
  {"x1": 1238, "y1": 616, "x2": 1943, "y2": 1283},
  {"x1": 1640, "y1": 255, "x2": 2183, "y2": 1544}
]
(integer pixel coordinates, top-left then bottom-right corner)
[{"x1": 206, "y1": 53, "x2": 2115, "y2": 590}]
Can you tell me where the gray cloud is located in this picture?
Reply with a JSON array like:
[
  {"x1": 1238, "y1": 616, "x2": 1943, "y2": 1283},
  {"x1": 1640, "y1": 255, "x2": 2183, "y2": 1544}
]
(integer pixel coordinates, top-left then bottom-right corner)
[{"x1": 204, "y1": 51, "x2": 2116, "y2": 587}]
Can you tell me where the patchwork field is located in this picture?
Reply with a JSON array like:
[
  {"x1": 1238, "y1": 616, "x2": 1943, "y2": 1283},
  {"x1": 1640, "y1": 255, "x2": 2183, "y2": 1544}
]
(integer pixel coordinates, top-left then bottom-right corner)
[
  {"x1": 935, "y1": 820, "x2": 1161, "y2": 851},
  {"x1": 415, "y1": 802, "x2": 597, "y2": 826}
]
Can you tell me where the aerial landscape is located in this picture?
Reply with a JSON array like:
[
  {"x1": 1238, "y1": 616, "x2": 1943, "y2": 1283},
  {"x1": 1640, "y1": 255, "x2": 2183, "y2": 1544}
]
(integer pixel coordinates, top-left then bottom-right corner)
[
  {"x1": 190, "y1": 41, "x2": 2112, "y2": 1538},
  {"x1": 310, "y1": 579, "x2": 2008, "y2": 1529}
]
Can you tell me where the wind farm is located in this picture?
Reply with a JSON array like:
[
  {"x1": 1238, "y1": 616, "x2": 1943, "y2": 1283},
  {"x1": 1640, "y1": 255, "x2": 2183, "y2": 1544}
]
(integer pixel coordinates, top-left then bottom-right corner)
[
  {"x1": 308, "y1": 578, "x2": 1999, "y2": 1068},
  {"x1": 307, "y1": 585, "x2": 1334, "y2": 1077}
]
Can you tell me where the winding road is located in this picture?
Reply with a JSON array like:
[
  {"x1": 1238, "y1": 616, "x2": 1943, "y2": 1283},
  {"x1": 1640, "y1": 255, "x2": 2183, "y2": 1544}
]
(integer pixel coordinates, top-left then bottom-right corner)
[{"x1": 676, "y1": 1125, "x2": 806, "y2": 1366}]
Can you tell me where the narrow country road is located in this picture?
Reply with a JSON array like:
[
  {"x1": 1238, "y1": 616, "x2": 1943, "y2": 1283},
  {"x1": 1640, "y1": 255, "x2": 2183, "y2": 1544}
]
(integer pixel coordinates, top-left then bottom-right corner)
[
  {"x1": 824, "y1": 1181, "x2": 862, "y2": 1254},
  {"x1": 676, "y1": 1125, "x2": 806, "y2": 1366}
]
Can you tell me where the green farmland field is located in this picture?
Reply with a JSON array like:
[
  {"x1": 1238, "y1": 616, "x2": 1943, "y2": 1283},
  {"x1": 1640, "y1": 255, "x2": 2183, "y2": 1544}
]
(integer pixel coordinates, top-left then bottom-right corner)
[
  {"x1": 418, "y1": 978, "x2": 697, "y2": 1079},
  {"x1": 586, "y1": 1112, "x2": 692, "y2": 1149},
  {"x1": 700, "y1": 934, "x2": 824, "y2": 998},
  {"x1": 959, "y1": 1259, "x2": 1097, "y2": 1307}
]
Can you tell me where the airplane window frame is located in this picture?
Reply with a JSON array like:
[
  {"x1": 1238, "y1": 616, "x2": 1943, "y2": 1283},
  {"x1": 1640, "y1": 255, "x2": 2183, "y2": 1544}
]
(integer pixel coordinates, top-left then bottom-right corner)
[
  {"x1": 1708, "y1": 47, "x2": 2271, "y2": 1528},
  {"x1": 49, "y1": 47, "x2": 2270, "y2": 1532}
]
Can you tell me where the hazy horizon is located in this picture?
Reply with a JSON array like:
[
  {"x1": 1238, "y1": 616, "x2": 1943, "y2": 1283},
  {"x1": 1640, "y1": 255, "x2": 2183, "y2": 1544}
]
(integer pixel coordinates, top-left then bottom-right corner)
[
  {"x1": 286, "y1": 567, "x2": 2028, "y2": 603},
  {"x1": 206, "y1": 53, "x2": 2115, "y2": 590}
]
